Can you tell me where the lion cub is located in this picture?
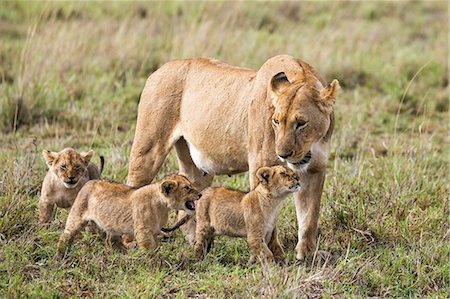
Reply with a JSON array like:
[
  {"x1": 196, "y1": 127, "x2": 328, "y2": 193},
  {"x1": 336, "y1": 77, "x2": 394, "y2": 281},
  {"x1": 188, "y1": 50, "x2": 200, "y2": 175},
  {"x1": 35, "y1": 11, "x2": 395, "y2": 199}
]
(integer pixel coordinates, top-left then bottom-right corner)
[
  {"x1": 39, "y1": 148, "x2": 104, "y2": 225},
  {"x1": 195, "y1": 165, "x2": 300, "y2": 262},
  {"x1": 57, "y1": 174, "x2": 201, "y2": 252}
]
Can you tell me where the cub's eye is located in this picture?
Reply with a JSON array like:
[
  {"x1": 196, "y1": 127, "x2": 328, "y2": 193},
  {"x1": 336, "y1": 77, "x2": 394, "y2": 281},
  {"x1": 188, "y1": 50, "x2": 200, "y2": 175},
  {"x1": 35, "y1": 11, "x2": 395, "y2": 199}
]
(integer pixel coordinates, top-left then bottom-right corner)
[
  {"x1": 75, "y1": 165, "x2": 81, "y2": 170},
  {"x1": 295, "y1": 120, "x2": 308, "y2": 130},
  {"x1": 272, "y1": 118, "x2": 280, "y2": 126},
  {"x1": 60, "y1": 165, "x2": 67, "y2": 170},
  {"x1": 280, "y1": 172, "x2": 288, "y2": 177}
]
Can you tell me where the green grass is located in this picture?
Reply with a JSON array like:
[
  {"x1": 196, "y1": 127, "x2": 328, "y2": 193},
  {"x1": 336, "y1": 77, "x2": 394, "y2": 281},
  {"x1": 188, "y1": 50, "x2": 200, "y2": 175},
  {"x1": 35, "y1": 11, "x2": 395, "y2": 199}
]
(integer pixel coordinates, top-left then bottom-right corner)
[{"x1": 0, "y1": 1, "x2": 448, "y2": 297}]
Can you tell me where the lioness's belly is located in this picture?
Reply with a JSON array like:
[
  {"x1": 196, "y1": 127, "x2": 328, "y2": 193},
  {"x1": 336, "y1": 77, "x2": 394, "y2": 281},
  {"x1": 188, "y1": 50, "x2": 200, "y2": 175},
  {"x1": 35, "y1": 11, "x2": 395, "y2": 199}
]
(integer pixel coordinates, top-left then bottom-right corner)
[
  {"x1": 180, "y1": 66, "x2": 254, "y2": 175},
  {"x1": 184, "y1": 138, "x2": 248, "y2": 175}
]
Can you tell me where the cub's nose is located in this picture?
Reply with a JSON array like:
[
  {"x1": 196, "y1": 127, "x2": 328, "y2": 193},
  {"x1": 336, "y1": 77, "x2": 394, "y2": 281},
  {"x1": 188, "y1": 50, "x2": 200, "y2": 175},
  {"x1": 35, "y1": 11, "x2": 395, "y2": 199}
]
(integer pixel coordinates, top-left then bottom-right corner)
[
  {"x1": 68, "y1": 176, "x2": 76, "y2": 181},
  {"x1": 278, "y1": 151, "x2": 293, "y2": 159}
]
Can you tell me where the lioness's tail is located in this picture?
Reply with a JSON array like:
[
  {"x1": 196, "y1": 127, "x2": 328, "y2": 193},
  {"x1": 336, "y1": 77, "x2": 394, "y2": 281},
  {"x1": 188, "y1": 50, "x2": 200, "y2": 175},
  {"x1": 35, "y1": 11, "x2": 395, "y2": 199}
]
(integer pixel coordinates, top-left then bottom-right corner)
[
  {"x1": 99, "y1": 155, "x2": 105, "y2": 175},
  {"x1": 161, "y1": 214, "x2": 192, "y2": 233}
]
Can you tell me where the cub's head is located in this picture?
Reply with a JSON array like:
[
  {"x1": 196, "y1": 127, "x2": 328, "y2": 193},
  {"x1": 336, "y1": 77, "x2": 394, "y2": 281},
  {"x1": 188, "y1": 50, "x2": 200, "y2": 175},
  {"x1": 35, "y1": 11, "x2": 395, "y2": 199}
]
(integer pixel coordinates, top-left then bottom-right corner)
[
  {"x1": 256, "y1": 165, "x2": 300, "y2": 197},
  {"x1": 269, "y1": 70, "x2": 340, "y2": 172},
  {"x1": 160, "y1": 174, "x2": 201, "y2": 215},
  {"x1": 43, "y1": 148, "x2": 93, "y2": 189}
]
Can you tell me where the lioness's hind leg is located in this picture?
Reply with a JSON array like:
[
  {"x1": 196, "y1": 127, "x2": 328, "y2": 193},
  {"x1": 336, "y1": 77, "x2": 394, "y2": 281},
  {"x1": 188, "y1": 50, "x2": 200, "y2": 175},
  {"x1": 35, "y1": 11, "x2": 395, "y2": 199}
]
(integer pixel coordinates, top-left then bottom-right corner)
[{"x1": 174, "y1": 138, "x2": 213, "y2": 244}]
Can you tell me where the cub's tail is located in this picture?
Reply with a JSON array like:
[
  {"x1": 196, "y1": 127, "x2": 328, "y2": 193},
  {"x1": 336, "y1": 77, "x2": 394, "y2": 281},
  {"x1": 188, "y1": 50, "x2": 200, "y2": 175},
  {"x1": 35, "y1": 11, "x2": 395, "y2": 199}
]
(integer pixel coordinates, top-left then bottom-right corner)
[
  {"x1": 99, "y1": 155, "x2": 105, "y2": 175},
  {"x1": 161, "y1": 214, "x2": 192, "y2": 233}
]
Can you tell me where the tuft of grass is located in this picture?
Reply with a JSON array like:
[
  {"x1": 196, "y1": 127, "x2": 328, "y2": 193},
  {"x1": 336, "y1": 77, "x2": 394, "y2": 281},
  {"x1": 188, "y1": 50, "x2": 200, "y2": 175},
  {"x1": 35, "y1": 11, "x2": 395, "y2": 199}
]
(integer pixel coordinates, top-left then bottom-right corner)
[{"x1": 0, "y1": 1, "x2": 448, "y2": 297}]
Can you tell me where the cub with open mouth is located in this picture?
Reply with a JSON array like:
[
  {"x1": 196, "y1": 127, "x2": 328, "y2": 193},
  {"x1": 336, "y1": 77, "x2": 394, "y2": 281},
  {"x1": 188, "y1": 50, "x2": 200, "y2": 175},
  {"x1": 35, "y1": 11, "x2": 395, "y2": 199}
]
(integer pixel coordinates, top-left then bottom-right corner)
[
  {"x1": 57, "y1": 174, "x2": 200, "y2": 253},
  {"x1": 194, "y1": 165, "x2": 300, "y2": 263}
]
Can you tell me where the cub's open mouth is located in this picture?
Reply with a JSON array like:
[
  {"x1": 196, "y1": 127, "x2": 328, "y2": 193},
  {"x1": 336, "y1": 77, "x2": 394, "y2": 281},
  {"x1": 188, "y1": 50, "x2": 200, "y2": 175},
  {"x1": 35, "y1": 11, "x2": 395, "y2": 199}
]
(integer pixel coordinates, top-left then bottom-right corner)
[
  {"x1": 185, "y1": 200, "x2": 196, "y2": 211},
  {"x1": 293, "y1": 151, "x2": 312, "y2": 165}
]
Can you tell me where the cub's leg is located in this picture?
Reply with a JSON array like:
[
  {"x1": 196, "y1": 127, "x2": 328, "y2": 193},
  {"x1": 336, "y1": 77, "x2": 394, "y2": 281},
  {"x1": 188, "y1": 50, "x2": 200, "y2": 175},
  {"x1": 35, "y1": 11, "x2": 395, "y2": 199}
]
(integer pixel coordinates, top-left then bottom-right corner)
[
  {"x1": 247, "y1": 234, "x2": 274, "y2": 263},
  {"x1": 194, "y1": 224, "x2": 214, "y2": 260},
  {"x1": 174, "y1": 138, "x2": 214, "y2": 245},
  {"x1": 245, "y1": 216, "x2": 274, "y2": 263},
  {"x1": 57, "y1": 214, "x2": 88, "y2": 253},
  {"x1": 267, "y1": 226, "x2": 285, "y2": 262},
  {"x1": 57, "y1": 191, "x2": 90, "y2": 253},
  {"x1": 110, "y1": 235, "x2": 127, "y2": 252},
  {"x1": 135, "y1": 231, "x2": 157, "y2": 251},
  {"x1": 38, "y1": 198, "x2": 54, "y2": 225}
]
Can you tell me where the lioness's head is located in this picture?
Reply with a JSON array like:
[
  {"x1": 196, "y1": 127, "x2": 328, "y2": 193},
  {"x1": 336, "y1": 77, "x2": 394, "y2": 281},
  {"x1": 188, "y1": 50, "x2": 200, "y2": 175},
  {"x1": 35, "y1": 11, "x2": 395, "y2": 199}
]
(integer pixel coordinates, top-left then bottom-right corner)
[
  {"x1": 269, "y1": 71, "x2": 340, "y2": 171},
  {"x1": 43, "y1": 148, "x2": 93, "y2": 189},
  {"x1": 256, "y1": 165, "x2": 300, "y2": 197},
  {"x1": 160, "y1": 174, "x2": 201, "y2": 215}
]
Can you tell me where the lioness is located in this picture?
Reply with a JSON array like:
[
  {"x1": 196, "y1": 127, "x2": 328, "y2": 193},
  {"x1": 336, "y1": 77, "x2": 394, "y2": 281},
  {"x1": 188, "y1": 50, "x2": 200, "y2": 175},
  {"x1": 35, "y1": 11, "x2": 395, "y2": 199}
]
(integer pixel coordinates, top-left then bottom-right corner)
[
  {"x1": 57, "y1": 174, "x2": 201, "y2": 252},
  {"x1": 127, "y1": 55, "x2": 339, "y2": 259},
  {"x1": 195, "y1": 165, "x2": 300, "y2": 262},
  {"x1": 40, "y1": 148, "x2": 104, "y2": 225}
]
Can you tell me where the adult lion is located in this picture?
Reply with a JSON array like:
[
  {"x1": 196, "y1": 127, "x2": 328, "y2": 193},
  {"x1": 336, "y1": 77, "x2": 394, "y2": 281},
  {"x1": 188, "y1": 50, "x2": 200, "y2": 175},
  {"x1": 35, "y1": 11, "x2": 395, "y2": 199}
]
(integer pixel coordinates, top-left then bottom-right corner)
[{"x1": 127, "y1": 55, "x2": 339, "y2": 260}]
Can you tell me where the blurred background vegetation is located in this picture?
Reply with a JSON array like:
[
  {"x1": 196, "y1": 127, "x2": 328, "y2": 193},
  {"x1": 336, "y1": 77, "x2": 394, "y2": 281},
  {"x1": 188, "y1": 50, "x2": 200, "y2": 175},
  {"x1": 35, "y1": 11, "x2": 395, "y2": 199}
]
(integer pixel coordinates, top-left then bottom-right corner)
[{"x1": 0, "y1": 1, "x2": 448, "y2": 297}]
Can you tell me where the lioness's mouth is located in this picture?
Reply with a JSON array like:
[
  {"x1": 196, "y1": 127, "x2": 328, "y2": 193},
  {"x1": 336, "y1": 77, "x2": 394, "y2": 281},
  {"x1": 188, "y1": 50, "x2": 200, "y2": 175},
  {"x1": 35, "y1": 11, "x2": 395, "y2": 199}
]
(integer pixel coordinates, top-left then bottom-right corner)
[
  {"x1": 293, "y1": 151, "x2": 312, "y2": 165},
  {"x1": 185, "y1": 201, "x2": 196, "y2": 211}
]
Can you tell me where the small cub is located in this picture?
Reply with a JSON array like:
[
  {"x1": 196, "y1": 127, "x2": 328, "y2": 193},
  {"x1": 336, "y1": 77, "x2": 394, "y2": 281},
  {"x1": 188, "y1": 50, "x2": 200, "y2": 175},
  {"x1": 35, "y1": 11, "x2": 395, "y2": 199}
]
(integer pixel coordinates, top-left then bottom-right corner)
[
  {"x1": 195, "y1": 165, "x2": 300, "y2": 262},
  {"x1": 57, "y1": 174, "x2": 200, "y2": 252},
  {"x1": 39, "y1": 148, "x2": 104, "y2": 225}
]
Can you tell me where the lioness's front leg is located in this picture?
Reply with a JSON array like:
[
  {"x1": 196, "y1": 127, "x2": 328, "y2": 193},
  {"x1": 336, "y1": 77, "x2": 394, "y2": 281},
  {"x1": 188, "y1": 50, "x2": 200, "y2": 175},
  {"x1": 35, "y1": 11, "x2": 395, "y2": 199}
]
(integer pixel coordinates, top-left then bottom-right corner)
[{"x1": 294, "y1": 170, "x2": 325, "y2": 260}]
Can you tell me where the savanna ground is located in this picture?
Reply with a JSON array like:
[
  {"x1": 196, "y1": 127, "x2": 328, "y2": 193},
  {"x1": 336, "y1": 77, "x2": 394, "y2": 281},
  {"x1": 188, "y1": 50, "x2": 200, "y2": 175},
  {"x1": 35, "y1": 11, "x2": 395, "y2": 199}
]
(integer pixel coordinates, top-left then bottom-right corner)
[{"x1": 0, "y1": 1, "x2": 448, "y2": 298}]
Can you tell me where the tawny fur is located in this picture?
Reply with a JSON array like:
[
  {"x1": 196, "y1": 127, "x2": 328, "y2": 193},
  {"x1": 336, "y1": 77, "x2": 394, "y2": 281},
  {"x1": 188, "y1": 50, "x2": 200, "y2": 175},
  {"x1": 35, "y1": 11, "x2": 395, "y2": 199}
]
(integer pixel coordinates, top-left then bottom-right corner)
[
  {"x1": 57, "y1": 175, "x2": 200, "y2": 253},
  {"x1": 39, "y1": 148, "x2": 103, "y2": 225},
  {"x1": 194, "y1": 166, "x2": 300, "y2": 263},
  {"x1": 126, "y1": 55, "x2": 340, "y2": 259}
]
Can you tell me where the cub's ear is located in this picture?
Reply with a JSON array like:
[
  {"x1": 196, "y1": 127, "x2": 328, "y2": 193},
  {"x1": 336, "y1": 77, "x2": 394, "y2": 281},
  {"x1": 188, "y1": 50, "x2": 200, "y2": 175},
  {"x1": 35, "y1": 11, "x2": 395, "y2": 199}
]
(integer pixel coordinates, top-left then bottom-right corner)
[
  {"x1": 319, "y1": 79, "x2": 340, "y2": 108},
  {"x1": 160, "y1": 180, "x2": 178, "y2": 196},
  {"x1": 80, "y1": 150, "x2": 94, "y2": 166},
  {"x1": 256, "y1": 167, "x2": 273, "y2": 185},
  {"x1": 269, "y1": 72, "x2": 291, "y2": 96},
  {"x1": 42, "y1": 150, "x2": 58, "y2": 167}
]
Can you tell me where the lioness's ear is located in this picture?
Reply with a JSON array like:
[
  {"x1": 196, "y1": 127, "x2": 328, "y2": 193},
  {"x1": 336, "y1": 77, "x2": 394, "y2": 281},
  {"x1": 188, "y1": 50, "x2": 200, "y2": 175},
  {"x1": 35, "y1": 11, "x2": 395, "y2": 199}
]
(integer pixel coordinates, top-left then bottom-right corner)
[
  {"x1": 80, "y1": 150, "x2": 94, "y2": 166},
  {"x1": 256, "y1": 167, "x2": 273, "y2": 185},
  {"x1": 42, "y1": 150, "x2": 58, "y2": 167},
  {"x1": 319, "y1": 79, "x2": 340, "y2": 106},
  {"x1": 160, "y1": 180, "x2": 178, "y2": 196},
  {"x1": 269, "y1": 72, "x2": 291, "y2": 96}
]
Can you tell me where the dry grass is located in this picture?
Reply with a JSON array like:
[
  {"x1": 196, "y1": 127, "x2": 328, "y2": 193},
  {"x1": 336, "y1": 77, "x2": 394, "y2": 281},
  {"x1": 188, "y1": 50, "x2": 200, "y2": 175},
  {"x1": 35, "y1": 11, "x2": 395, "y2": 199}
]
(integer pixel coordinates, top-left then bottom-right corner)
[{"x1": 0, "y1": 1, "x2": 448, "y2": 298}]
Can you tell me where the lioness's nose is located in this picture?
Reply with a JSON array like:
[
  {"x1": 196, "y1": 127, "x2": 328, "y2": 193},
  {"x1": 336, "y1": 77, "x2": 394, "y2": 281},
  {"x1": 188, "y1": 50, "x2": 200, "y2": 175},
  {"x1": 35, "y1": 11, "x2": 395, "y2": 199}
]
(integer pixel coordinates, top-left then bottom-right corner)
[{"x1": 278, "y1": 151, "x2": 293, "y2": 159}]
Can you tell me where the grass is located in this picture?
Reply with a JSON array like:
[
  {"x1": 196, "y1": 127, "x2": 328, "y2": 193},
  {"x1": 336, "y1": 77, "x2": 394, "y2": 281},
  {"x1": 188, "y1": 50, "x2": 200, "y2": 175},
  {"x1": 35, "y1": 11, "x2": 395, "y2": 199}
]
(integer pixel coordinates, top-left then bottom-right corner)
[{"x1": 0, "y1": 1, "x2": 448, "y2": 297}]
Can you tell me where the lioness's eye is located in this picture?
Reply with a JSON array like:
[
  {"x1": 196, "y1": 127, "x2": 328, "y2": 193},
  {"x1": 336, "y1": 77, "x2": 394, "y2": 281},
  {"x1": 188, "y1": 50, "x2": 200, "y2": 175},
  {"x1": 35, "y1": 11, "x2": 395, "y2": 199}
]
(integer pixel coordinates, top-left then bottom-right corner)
[
  {"x1": 184, "y1": 186, "x2": 191, "y2": 191},
  {"x1": 272, "y1": 118, "x2": 280, "y2": 126},
  {"x1": 295, "y1": 120, "x2": 308, "y2": 130}
]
